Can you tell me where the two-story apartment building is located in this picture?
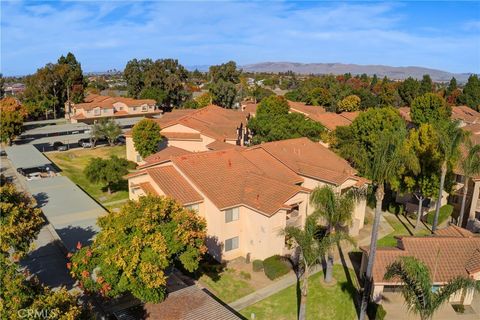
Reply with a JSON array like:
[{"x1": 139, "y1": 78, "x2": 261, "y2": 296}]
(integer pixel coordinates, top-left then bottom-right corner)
[
  {"x1": 66, "y1": 94, "x2": 159, "y2": 123},
  {"x1": 126, "y1": 105, "x2": 250, "y2": 163},
  {"x1": 127, "y1": 137, "x2": 368, "y2": 262}
]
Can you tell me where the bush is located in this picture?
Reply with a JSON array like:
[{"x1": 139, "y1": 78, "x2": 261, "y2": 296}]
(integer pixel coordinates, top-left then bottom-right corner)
[
  {"x1": 240, "y1": 271, "x2": 251, "y2": 280},
  {"x1": 425, "y1": 204, "x2": 453, "y2": 225},
  {"x1": 252, "y1": 259, "x2": 263, "y2": 272},
  {"x1": 263, "y1": 255, "x2": 290, "y2": 280},
  {"x1": 387, "y1": 203, "x2": 404, "y2": 215},
  {"x1": 367, "y1": 302, "x2": 386, "y2": 320}
]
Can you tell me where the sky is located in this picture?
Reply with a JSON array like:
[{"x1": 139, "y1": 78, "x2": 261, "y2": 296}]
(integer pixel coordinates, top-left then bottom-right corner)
[{"x1": 1, "y1": 1, "x2": 479, "y2": 76}]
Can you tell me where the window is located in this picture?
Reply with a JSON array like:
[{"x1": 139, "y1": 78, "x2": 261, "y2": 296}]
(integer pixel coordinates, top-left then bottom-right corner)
[
  {"x1": 141, "y1": 105, "x2": 148, "y2": 112},
  {"x1": 136, "y1": 154, "x2": 142, "y2": 162},
  {"x1": 185, "y1": 204, "x2": 199, "y2": 212},
  {"x1": 94, "y1": 108, "x2": 101, "y2": 116},
  {"x1": 225, "y1": 237, "x2": 239, "y2": 252},
  {"x1": 225, "y1": 207, "x2": 239, "y2": 222}
]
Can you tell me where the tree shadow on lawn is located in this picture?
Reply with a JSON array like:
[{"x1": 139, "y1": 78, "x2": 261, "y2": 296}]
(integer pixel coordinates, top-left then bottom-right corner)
[
  {"x1": 101, "y1": 179, "x2": 129, "y2": 194},
  {"x1": 339, "y1": 244, "x2": 361, "y2": 319}
]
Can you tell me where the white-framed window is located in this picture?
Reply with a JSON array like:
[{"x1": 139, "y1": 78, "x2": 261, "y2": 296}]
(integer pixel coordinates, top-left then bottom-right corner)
[
  {"x1": 136, "y1": 154, "x2": 142, "y2": 162},
  {"x1": 185, "y1": 203, "x2": 199, "y2": 212},
  {"x1": 225, "y1": 236, "x2": 239, "y2": 252},
  {"x1": 141, "y1": 105, "x2": 148, "y2": 112},
  {"x1": 225, "y1": 207, "x2": 239, "y2": 223},
  {"x1": 94, "y1": 108, "x2": 101, "y2": 116}
]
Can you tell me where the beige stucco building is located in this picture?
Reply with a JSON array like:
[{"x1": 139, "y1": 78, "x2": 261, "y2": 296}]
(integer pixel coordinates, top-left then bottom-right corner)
[
  {"x1": 126, "y1": 105, "x2": 250, "y2": 163},
  {"x1": 65, "y1": 94, "x2": 159, "y2": 123},
  {"x1": 360, "y1": 225, "x2": 480, "y2": 306},
  {"x1": 127, "y1": 137, "x2": 368, "y2": 262}
]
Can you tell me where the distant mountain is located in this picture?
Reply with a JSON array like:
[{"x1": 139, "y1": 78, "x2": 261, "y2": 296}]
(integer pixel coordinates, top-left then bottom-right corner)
[{"x1": 241, "y1": 62, "x2": 472, "y2": 82}]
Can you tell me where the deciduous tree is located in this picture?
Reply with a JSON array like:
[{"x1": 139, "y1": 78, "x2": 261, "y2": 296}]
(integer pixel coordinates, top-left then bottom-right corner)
[
  {"x1": 336, "y1": 94, "x2": 361, "y2": 112},
  {"x1": 98, "y1": 118, "x2": 121, "y2": 146},
  {"x1": 84, "y1": 156, "x2": 129, "y2": 194},
  {"x1": 132, "y1": 119, "x2": 162, "y2": 158},
  {"x1": 0, "y1": 183, "x2": 44, "y2": 257},
  {"x1": 209, "y1": 79, "x2": 237, "y2": 108},
  {"x1": 69, "y1": 196, "x2": 207, "y2": 303},
  {"x1": 0, "y1": 97, "x2": 26, "y2": 145},
  {"x1": 411, "y1": 93, "x2": 451, "y2": 125}
]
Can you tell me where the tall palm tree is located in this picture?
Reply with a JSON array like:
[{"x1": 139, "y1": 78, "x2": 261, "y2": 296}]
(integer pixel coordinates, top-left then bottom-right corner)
[
  {"x1": 310, "y1": 185, "x2": 355, "y2": 283},
  {"x1": 282, "y1": 212, "x2": 324, "y2": 320},
  {"x1": 384, "y1": 256, "x2": 479, "y2": 320},
  {"x1": 457, "y1": 139, "x2": 480, "y2": 227},
  {"x1": 432, "y1": 120, "x2": 464, "y2": 232},
  {"x1": 359, "y1": 129, "x2": 417, "y2": 320}
]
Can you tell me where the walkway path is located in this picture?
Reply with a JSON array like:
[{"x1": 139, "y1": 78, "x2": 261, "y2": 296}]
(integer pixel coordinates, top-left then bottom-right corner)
[
  {"x1": 101, "y1": 198, "x2": 129, "y2": 207},
  {"x1": 229, "y1": 210, "x2": 394, "y2": 311}
]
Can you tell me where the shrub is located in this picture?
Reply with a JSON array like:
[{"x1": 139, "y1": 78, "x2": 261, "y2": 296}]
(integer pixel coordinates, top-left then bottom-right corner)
[
  {"x1": 263, "y1": 255, "x2": 290, "y2": 280},
  {"x1": 240, "y1": 271, "x2": 251, "y2": 280},
  {"x1": 252, "y1": 259, "x2": 263, "y2": 272},
  {"x1": 367, "y1": 302, "x2": 386, "y2": 320}
]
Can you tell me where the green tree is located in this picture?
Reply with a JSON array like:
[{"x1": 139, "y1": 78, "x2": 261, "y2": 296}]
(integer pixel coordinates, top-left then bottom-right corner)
[
  {"x1": 58, "y1": 52, "x2": 84, "y2": 103},
  {"x1": 210, "y1": 79, "x2": 237, "y2": 108},
  {"x1": 400, "y1": 124, "x2": 441, "y2": 229},
  {"x1": 457, "y1": 139, "x2": 480, "y2": 227},
  {"x1": 195, "y1": 92, "x2": 212, "y2": 108},
  {"x1": 250, "y1": 85, "x2": 275, "y2": 103},
  {"x1": 306, "y1": 87, "x2": 332, "y2": 107},
  {"x1": 410, "y1": 93, "x2": 451, "y2": 125},
  {"x1": 0, "y1": 255, "x2": 86, "y2": 320},
  {"x1": 446, "y1": 77, "x2": 457, "y2": 97},
  {"x1": 0, "y1": 74, "x2": 4, "y2": 98},
  {"x1": 336, "y1": 94, "x2": 361, "y2": 112},
  {"x1": 0, "y1": 183, "x2": 44, "y2": 257},
  {"x1": 384, "y1": 256, "x2": 479, "y2": 320},
  {"x1": 124, "y1": 58, "x2": 152, "y2": 98},
  {"x1": 69, "y1": 196, "x2": 207, "y2": 303},
  {"x1": 309, "y1": 186, "x2": 355, "y2": 283},
  {"x1": 209, "y1": 61, "x2": 241, "y2": 83},
  {"x1": 0, "y1": 97, "x2": 25, "y2": 145},
  {"x1": 84, "y1": 156, "x2": 129, "y2": 194},
  {"x1": 144, "y1": 59, "x2": 190, "y2": 108},
  {"x1": 98, "y1": 118, "x2": 121, "y2": 146},
  {"x1": 256, "y1": 95, "x2": 289, "y2": 116},
  {"x1": 358, "y1": 129, "x2": 416, "y2": 320},
  {"x1": 281, "y1": 212, "x2": 324, "y2": 320},
  {"x1": 334, "y1": 107, "x2": 406, "y2": 174},
  {"x1": 132, "y1": 119, "x2": 162, "y2": 158},
  {"x1": 459, "y1": 74, "x2": 480, "y2": 111},
  {"x1": 431, "y1": 120, "x2": 464, "y2": 232},
  {"x1": 398, "y1": 77, "x2": 420, "y2": 106},
  {"x1": 139, "y1": 87, "x2": 167, "y2": 105},
  {"x1": 419, "y1": 74, "x2": 434, "y2": 95}
]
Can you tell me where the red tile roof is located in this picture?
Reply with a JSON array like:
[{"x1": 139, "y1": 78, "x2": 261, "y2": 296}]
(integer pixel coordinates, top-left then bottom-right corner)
[
  {"x1": 253, "y1": 137, "x2": 362, "y2": 186},
  {"x1": 137, "y1": 182, "x2": 158, "y2": 195},
  {"x1": 170, "y1": 148, "x2": 307, "y2": 215},
  {"x1": 287, "y1": 100, "x2": 360, "y2": 130},
  {"x1": 156, "y1": 105, "x2": 248, "y2": 141},
  {"x1": 147, "y1": 166, "x2": 203, "y2": 205},
  {"x1": 74, "y1": 94, "x2": 156, "y2": 111},
  {"x1": 362, "y1": 225, "x2": 480, "y2": 284},
  {"x1": 206, "y1": 140, "x2": 240, "y2": 151},
  {"x1": 138, "y1": 147, "x2": 192, "y2": 169}
]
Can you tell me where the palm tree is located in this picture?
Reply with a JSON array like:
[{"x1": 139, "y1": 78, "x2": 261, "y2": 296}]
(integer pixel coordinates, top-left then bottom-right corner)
[
  {"x1": 457, "y1": 139, "x2": 480, "y2": 227},
  {"x1": 310, "y1": 185, "x2": 355, "y2": 283},
  {"x1": 384, "y1": 256, "x2": 479, "y2": 320},
  {"x1": 359, "y1": 129, "x2": 417, "y2": 320},
  {"x1": 432, "y1": 120, "x2": 464, "y2": 232},
  {"x1": 282, "y1": 212, "x2": 324, "y2": 320}
]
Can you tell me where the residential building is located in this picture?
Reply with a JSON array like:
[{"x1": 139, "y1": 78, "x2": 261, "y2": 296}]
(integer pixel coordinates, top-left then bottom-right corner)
[
  {"x1": 287, "y1": 100, "x2": 360, "y2": 131},
  {"x1": 398, "y1": 105, "x2": 480, "y2": 127},
  {"x1": 360, "y1": 225, "x2": 480, "y2": 306},
  {"x1": 127, "y1": 137, "x2": 368, "y2": 262},
  {"x1": 126, "y1": 105, "x2": 250, "y2": 163},
  {"x1": 65, "y1": 94, "x2": 159, "y2": 123}
]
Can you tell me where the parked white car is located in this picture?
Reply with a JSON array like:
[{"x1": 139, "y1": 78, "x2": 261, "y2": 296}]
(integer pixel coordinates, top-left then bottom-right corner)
[{"x1": 26, "y1": 172, "x2": 42, "y2": 181}]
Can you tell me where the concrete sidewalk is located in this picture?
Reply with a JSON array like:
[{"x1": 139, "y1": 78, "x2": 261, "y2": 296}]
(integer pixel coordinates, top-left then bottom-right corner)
[{"x1": 229, "y1": 211, "x2": 394, "y2": 311}]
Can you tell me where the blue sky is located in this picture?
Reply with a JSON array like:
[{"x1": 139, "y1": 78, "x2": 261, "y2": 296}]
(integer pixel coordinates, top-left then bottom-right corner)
[{"x1": 1, "y1": 1, "x2": 479, "y2": 76}]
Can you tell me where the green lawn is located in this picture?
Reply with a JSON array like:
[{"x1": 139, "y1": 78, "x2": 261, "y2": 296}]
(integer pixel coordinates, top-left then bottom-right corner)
[
  {"x1": 199, "y1": 268, "x2": 255, "y2": 303},
  {"x1": 46, "y1": 146, "x2": 129, "y2": 205},
  {"x1": 425, "y1": 204, "x2": 454, "y2": 225},
  {"x1": 240, "y1": 265, "x2": 357, "y2": 320},
  {"x1": 377, "y1": 213, "x2": 430, "y2": 247}
]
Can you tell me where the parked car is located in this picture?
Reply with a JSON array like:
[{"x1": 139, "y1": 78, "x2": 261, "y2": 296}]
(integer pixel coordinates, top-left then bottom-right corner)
[
  {"x1": 78, "y1": 138, "x2": 93, "y2": 148},
  {"x1": 115, "y1": 135, "x2": 126, "y2": 145},
  {"x1": 52, "y1": 141, "x2": 67, "y2": 151},
  {"x1": 26, "y1": 172, "x2": 42, "y2": 181}
]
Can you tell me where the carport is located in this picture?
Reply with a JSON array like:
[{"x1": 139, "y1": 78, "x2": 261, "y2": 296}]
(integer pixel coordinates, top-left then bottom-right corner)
[
  {"x1": 26, "y1": 176, "x2": 107, "y2": 252},
  {"x1": 5, "y1": 145, "x2": 55, "y2": 174}
]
